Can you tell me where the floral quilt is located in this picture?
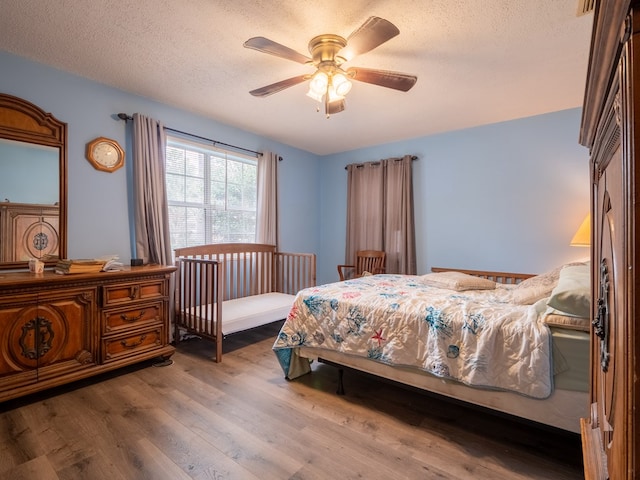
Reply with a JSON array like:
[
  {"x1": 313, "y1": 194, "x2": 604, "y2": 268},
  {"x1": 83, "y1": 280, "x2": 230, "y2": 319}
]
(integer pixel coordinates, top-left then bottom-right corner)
[{"x1": 273, "y1": 274, "x2": 552, "y2": 399}]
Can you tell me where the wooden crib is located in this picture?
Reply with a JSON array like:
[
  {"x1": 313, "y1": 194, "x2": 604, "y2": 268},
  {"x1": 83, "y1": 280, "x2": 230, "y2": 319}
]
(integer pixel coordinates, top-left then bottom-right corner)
[{"x1": 174, "y1": 243, "x2": 316, "y2": 361}]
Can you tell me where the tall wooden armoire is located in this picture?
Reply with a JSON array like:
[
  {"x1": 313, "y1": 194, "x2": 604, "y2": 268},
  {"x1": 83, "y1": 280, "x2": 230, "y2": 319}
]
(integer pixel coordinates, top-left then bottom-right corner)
[{"x1": 579, "y1": 1, "x2": 640, "y2": 478}]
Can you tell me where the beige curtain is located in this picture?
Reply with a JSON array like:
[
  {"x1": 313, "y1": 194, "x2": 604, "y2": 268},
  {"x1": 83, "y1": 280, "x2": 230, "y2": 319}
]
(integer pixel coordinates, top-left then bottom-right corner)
[
  {"x1": 132, "y1": 113, "x2": 172, "y2": 265},
  {"x1": 256, "y1": 151, "x2": 279, "y2": 247},
  {"x1": 346, "y1": 162, "x2": 384, "y2": 264},
  {"x1": 384, "y1": 155, "x2": 416, "y2": 274},
  {"x1": 345, "y1": 155, "x2": 416, "y2": 274}
]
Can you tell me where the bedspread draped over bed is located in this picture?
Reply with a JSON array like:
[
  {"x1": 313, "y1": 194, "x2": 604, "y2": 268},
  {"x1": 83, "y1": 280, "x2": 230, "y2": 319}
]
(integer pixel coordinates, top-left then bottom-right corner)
[{"x1": 273, "y1": 274, "x2": 553, "y2": 399}]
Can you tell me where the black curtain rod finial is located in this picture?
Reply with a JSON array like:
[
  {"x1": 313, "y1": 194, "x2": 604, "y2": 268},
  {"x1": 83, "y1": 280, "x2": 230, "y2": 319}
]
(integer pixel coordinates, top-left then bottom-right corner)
[{"x1": 117, "y1": 113, "x2": 133, "y2": 122}]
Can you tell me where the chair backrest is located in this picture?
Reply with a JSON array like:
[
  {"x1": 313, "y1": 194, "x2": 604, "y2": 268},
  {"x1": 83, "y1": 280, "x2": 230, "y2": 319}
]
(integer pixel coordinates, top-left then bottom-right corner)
[{"x1": 355, "y1": 250, "x2": 386, "y2": 276}]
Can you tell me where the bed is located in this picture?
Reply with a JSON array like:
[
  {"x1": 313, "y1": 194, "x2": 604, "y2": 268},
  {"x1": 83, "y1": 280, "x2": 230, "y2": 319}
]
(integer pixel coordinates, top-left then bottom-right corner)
[{"x1": 272, "y1": 264, "x2": 590, "y2": 433}]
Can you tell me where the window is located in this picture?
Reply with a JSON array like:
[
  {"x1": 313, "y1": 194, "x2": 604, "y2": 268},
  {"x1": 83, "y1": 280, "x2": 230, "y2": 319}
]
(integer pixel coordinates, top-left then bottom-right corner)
[{"x1": 165, "y1": 135, "x2": 257, "y2": 249}]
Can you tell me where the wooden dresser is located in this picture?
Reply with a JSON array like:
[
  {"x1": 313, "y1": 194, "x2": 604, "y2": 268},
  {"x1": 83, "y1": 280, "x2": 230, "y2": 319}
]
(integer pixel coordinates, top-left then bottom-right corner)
[
  {"x1": 0, "y1": 264, "x2": 175, "y2": 402},
  {"x1": 579, "y1": 1, "x2": 640, "y2": 478}
]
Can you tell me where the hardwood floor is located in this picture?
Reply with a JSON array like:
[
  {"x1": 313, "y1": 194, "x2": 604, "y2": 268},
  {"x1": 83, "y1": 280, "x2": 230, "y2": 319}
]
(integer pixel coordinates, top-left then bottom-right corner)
[{"x1": 0, "y1": 322, "x2": 583, "y2": 479}]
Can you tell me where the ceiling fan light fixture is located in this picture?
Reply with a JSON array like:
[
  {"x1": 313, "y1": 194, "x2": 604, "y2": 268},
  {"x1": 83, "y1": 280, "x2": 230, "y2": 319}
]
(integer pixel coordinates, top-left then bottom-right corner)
[
  {"x1": 309, "y1": 71, "x2": 328, "y2": 96},
  {"x1": 307, "y1": 69, "x2": 350, "y2": 105},
  {"x1": 306, "y1": 87, "x2": 324, "y2": 102},
  {"x1": 332, "y1": 72, "x2": 352, "y2": 96},
  {"x1": 327, "y1": 83, "x2": 345, "y2": 103}
]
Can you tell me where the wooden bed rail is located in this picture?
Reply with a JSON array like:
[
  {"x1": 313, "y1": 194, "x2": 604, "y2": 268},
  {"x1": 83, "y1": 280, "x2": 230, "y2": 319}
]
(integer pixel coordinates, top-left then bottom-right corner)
[{"x1": 430, "y1": 267, "x2": 534, "y2": 285}]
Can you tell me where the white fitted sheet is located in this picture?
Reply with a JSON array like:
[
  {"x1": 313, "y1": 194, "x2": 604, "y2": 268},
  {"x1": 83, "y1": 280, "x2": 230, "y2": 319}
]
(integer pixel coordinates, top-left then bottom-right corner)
[{"x1": 221, "y1": 292, "x2": 294, "y2": 335}]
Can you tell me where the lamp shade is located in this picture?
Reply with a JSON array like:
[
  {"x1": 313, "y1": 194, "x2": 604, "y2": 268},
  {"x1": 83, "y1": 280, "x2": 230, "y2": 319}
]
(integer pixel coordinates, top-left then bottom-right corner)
[{"x1": 570, "y1": 214, "x2": 591, "y2": 246}]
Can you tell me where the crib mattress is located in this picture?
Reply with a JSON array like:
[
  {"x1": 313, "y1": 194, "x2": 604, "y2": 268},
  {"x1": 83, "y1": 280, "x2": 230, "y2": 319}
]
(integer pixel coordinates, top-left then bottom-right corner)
[{"x1": 222, "y1": 292, "x2": 295, "y2": 335}]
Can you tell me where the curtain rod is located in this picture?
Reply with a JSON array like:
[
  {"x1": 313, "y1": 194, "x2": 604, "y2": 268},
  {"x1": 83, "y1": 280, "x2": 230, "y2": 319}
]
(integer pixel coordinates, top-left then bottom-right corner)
[
  {"x1": 117, "y1": 113, "x2": 263, "y2": 158},
  {"x1": 345, "y1": 155, "x2": 418, "y2": 170}
]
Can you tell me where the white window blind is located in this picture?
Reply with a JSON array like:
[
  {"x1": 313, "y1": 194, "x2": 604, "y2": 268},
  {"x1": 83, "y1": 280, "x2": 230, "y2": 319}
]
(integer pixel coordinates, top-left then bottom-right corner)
[{"x1": 165, "y1": 135, "x2": 257, "y2": 249}]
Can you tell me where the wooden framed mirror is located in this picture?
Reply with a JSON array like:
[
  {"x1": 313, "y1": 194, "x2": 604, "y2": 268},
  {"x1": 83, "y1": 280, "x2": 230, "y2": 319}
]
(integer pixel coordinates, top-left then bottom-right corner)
[{"x1": 0, "y1": 93, "x2": 67, "y2": 270}]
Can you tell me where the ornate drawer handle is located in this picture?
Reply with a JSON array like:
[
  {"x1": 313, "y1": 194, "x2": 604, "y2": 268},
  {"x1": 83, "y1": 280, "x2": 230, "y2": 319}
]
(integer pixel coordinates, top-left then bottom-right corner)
[
  {"x1": 120, "y1": 310, "x2": 146, "y2": 323},
  {"x1": 129, "y1": 285, "x2": 139, "y2": 300},
  {"x1": 120, "y1": 335, "x2": 146, "y2": 349}
]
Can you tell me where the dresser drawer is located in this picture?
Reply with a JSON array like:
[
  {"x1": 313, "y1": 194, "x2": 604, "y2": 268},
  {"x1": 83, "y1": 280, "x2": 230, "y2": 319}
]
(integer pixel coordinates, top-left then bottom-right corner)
[
  {"x1": 102, "y1": 279, "x2": 166, "y2": 307},
  {"x1": 102, "y1": 326, "x2": 165, "y2": 363},
  {"x1": 103, "y1": 301, "x2": 164, "y2": 334}
]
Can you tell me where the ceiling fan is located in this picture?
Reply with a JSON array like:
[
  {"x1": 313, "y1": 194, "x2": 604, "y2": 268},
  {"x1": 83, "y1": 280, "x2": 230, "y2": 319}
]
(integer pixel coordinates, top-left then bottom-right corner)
[{"x1": 244, "y1": 17, "x2": 417, "y2": 117}]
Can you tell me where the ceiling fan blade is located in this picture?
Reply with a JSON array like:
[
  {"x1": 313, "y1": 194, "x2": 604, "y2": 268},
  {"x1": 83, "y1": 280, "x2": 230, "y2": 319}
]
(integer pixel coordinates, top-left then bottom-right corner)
[
  {"x1": 327, "y1": 99, "x2": 346, "y2": 115},
  {"x1": 249, "y1": 75, "x2": 309, "y2": 97},
  {"x1": 340, "y1": 17, "x2": 400, "y2": 61},
  {"x1": 244, "y1": 37, "x2": 312, "y2": 64},
  {"x1": 347, "y1": 67, "x2": 417, "y2": 92}
]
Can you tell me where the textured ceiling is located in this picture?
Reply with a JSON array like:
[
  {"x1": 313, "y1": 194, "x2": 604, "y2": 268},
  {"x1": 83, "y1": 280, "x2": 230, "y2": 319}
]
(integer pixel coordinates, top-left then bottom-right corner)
[{"x1": 0, "y1": 1, "x2": 594, "y2": 155}]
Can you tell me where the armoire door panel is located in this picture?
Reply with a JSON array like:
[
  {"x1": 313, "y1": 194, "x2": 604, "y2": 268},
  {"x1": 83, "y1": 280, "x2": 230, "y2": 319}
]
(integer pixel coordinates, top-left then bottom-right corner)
[
  {"x1": 0, "y1": 203, "x2": 60, "y2": 262},
  {"x1": 580, "y1": 2, "x2": 640, "y2": 478},
  {"x1": 594, "y1": 159, "x2": 627, "y2": 476}
]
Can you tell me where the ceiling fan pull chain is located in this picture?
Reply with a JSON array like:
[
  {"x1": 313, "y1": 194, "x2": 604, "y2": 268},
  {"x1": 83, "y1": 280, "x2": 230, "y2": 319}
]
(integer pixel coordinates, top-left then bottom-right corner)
[{"x1": 325, "y1": 86, "x2": 330, "y2": 118}]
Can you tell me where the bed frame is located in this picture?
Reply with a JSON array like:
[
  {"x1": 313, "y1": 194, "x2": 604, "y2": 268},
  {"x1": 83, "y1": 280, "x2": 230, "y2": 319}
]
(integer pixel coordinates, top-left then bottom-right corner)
[
  {"x1": 430, "y1": 267, "x2": 533, "y2": 284},
  {"x1": 299, "y1": 267, "x2": 588, "y2": 434}
]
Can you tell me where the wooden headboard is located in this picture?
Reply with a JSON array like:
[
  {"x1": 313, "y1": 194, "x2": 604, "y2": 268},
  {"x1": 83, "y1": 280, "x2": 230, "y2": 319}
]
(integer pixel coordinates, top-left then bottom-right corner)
[{"x1": 430, "y1": 267, "x2": 534, "y2": 285}]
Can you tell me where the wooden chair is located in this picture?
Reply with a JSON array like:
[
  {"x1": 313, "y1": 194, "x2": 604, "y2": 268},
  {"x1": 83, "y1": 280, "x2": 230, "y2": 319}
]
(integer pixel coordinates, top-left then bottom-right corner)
[{"x1": 337, "y1": 250, "x2": 386, "y2": 281}]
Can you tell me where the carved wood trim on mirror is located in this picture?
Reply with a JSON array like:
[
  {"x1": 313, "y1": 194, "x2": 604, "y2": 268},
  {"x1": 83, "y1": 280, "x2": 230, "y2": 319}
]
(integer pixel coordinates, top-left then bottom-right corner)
[{"x1": 0, "y1": 93, "x2": 67, "y2": 270}]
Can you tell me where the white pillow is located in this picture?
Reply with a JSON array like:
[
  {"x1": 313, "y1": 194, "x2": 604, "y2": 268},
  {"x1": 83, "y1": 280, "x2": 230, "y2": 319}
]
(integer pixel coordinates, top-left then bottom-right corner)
[
  {"x1": 509, "y1": 262, "x2": 587, "y2": 305},
  {"x1": 547, "y1": 264, "x2": 591, "y2": 318}
]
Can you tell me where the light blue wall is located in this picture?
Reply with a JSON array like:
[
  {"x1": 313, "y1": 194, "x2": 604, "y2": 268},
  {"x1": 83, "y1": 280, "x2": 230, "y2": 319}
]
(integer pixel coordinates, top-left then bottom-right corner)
[
  {"x1": 0, "y1": 51, "x2": 321, "y2": 263},
  {"x1": 318, "y1": 109, "x2": 590, "y2": 284},
  {"x1": 1, "y1": 51, "x2": 589, "y2": 285}
]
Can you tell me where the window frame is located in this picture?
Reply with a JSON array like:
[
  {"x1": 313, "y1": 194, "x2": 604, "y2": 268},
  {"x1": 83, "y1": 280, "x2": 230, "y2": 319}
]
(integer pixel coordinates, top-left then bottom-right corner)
[{"x1": 165, "y1": 134, "x2": 258, "y2": 249}]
